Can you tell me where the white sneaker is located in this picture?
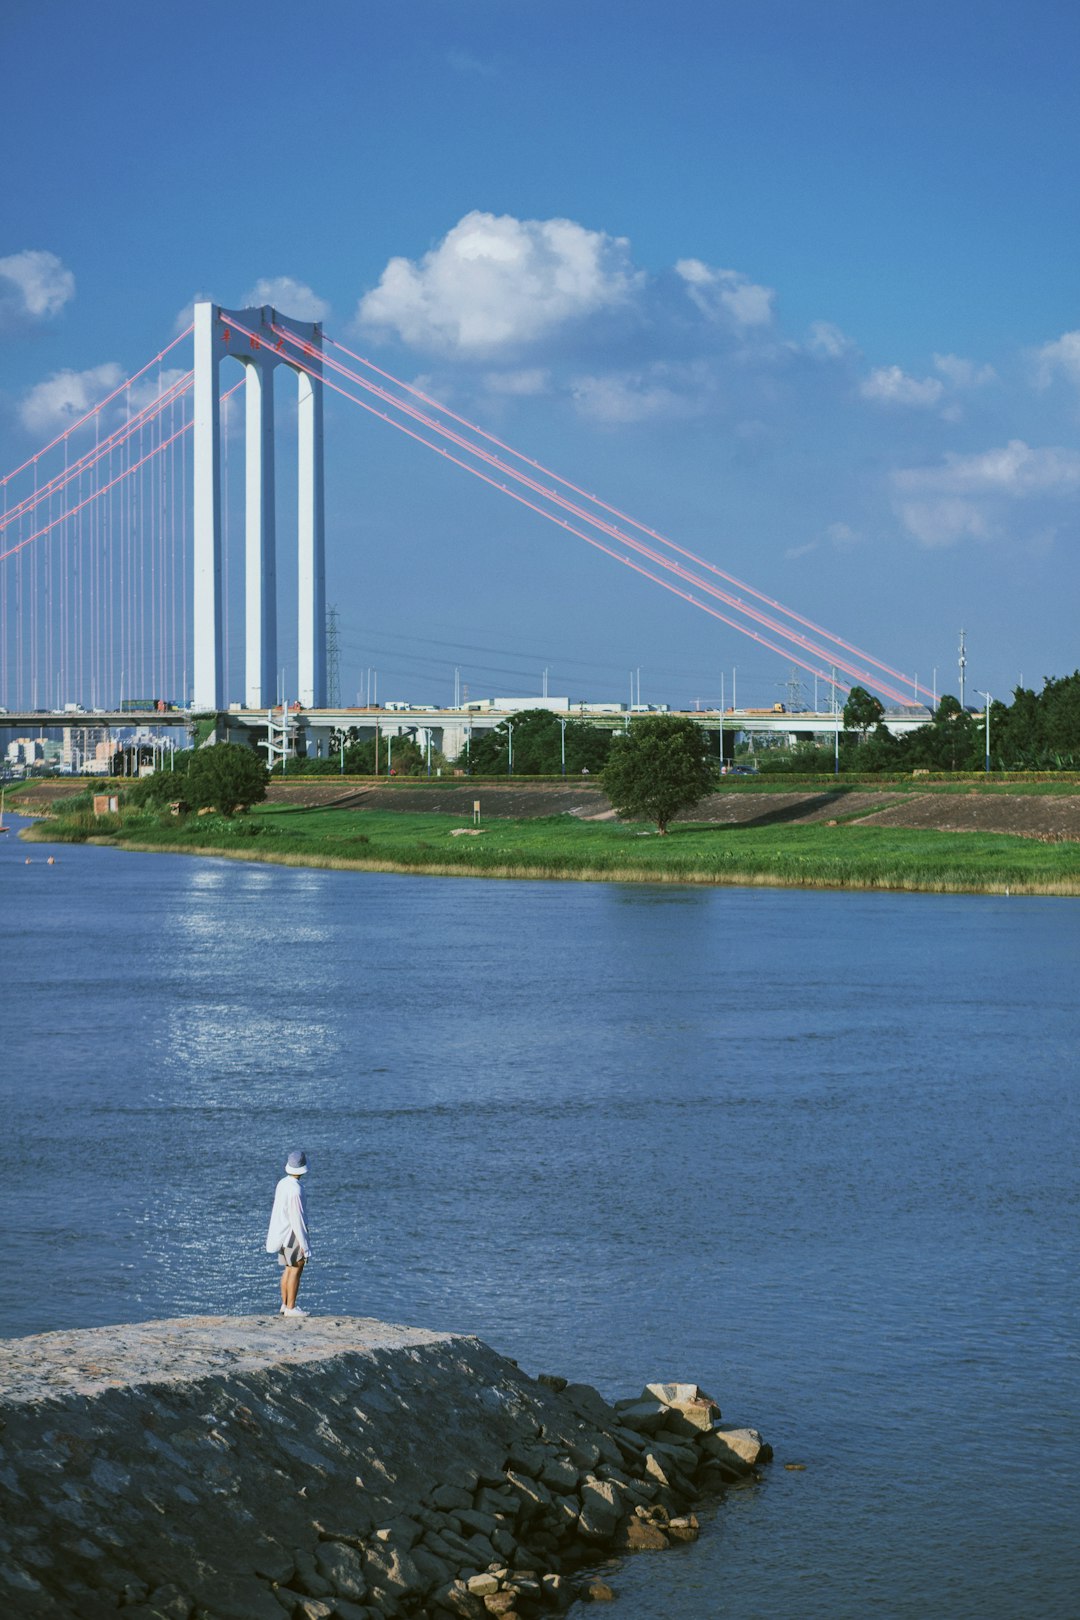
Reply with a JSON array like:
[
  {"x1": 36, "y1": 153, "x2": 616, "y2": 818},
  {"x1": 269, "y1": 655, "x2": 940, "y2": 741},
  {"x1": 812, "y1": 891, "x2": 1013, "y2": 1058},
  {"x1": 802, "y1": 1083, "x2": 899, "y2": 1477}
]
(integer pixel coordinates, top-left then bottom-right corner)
[{"x1": 283, "y1": 1306, "x2": 308, "y2": 1316}]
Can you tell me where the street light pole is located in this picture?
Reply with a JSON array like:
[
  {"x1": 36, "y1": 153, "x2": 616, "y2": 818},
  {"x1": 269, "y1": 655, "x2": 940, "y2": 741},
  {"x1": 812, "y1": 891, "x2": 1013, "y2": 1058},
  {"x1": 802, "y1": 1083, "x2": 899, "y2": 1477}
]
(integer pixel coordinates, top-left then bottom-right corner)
[
  {"x1": 559, "y1": 717, "x2": 566, "y2": 776},
  {"x1": 975, "y1": 691, "x2": 991, "y2": 774},
  {"x1": 832, "y1": 666, "x2": 839, "y2": 777},
  {"x1": 507, "y1": 722, "x2": 514, "y2": 777}
]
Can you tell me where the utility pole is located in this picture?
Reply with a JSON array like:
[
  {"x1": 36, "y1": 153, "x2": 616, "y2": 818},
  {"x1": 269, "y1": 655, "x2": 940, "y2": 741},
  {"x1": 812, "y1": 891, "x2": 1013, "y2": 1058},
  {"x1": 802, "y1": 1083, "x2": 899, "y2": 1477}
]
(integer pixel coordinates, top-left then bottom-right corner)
[
  {"x1": 325, "y1": 604, "x2": 341, "y2": 708},
  {"x1": 958, "y1": 629, "x2": 967, "y2": 711}
]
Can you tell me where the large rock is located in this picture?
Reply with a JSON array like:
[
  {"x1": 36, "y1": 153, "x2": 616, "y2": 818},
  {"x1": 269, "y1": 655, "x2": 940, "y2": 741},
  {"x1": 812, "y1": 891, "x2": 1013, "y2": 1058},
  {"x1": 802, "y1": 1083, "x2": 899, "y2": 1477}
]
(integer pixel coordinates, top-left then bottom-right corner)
[
  {"x1": 315, "y1": 1541, "x2": 368, "y2": 1600},
  {"x1": 612, "y1": 1400, "x2": 669, "y2": 1435},
  {"x1": 619, "y1": 1517, "x2": 670, "y2": 1551},
  {"x1": 700, "y1": 1425, "x2": 771, "y2": 1472},
  {"x1": 538, "y1": 1455, "x2": 580, "y2": 1493},
  {"x1": 431, "y1": 1579, "x2": 486, "y2": 1617},
  {"x1": 577, "y1": 1476, "x2": 620, "y2": 1541},
  {"x1": 361, "y1": 1539, "x2": 424, "y2": 1599},
  {"x1": 643, "y1": 1381, "x2": 720, "y2": 1429}
]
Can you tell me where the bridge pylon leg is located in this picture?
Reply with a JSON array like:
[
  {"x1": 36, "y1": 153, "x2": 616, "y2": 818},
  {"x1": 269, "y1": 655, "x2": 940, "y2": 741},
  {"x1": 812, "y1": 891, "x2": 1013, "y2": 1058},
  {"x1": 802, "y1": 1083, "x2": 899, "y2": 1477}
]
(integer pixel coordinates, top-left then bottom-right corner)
[{"x1": 191, "y1": 302, "x2": 326, "y2": 714}]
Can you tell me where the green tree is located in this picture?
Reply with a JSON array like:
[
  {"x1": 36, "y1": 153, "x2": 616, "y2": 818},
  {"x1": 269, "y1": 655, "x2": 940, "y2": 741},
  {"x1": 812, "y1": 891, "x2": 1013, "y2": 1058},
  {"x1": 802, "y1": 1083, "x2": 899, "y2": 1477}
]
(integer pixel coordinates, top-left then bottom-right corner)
[
  {"x1": 126, "y1": 750, "x2": 194, "y2": 807},
  {"x1": 461, "y1": 709, "x2": 611, "y2": 775},
  {"x1": 891, "y1": 695, "x2": 978, "y2": 771},
  {"x1": 184, "y1": 742, "x2": 269, "y2": 814},
  {"x1": 602, "y1": 714, "x2": 720, "y2": 834},
  {"x1": 843, "y1": 685, "x2": 885, "y2": 738}
]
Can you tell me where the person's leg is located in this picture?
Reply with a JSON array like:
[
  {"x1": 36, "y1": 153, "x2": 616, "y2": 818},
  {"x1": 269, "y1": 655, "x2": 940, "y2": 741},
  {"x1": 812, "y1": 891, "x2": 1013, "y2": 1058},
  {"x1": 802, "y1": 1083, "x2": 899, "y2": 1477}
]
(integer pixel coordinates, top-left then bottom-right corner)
[
  {"x1": 280, "y1": 1266, "x2": 289, "y2": 1310},
  {"x1": 284, "y1": 1259, "x2": 305, "y2": 1309}
]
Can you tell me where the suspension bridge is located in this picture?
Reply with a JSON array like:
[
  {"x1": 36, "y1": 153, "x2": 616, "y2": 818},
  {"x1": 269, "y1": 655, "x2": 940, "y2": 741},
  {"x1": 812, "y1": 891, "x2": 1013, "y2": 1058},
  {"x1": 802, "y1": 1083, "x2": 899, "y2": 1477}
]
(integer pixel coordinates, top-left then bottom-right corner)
[{"x1": 0, "y1": 301, "x2": 934, "y2": 757}]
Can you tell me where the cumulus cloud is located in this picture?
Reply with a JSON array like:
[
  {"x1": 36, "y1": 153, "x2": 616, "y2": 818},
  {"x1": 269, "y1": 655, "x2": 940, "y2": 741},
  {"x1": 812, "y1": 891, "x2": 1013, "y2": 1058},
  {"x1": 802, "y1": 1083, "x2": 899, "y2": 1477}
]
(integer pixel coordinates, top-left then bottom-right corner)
[
  {"x1": 896, "y1": 499, "x2": 988, "y2": 548},
  {"x1": 675, "y1": 258, "x2": 775, "y2": 329},
  {"x1": 571, "y1": 363, "x2": 715, "y2": 424},
  {"x1": 893, "y1": 439, "x2": 1080, "y2": 546},
  {"x1": 860, "y1": 365, "x2": 944, "y2": 407},
  {"x1": 1035, "y1": 329, "x2": 1080, "y2": 388},
  {"x1": 19, "y1": 363, "x2": 124, "y2": 435},
  {"x1": 128, "y1": 367, "x2": 190, "y2": 415},
  {"x1": 0, "y1": 250, "x2": 75, "y2": 324},
  {"x1": 806, "y1": 321, "x2": 855, "y2": 358},
  {"x1": 932, "y1": 352, "x2": 996, "y2": 389},
  {"x1": 483, "y1": 368, "x2": 551, "y2": 396},
  {"x1": 357, "y1": 211, "x2": 643, "y2": 355},
  {"x1": 896, "y1": 439, "x2": 1080, "y2": 498},
  {"x1": 241, "y1": 276, "x2": 330, "y2": 322}
]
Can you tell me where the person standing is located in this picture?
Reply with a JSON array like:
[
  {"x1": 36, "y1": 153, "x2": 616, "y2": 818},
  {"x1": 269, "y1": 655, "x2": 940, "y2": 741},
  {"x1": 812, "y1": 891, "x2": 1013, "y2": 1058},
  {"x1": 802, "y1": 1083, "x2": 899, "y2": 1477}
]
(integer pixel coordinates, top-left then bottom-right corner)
[{"x1": 265, "y1": 1150, "x2": 312, "y2": 1315}]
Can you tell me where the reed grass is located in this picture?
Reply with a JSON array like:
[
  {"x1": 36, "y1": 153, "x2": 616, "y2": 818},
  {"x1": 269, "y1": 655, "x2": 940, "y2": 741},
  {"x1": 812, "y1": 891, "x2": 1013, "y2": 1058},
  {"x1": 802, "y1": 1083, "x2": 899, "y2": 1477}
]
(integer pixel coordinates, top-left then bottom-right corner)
[{"x1": 23, "y1": 801, "x2": 1080, "y2": 896}]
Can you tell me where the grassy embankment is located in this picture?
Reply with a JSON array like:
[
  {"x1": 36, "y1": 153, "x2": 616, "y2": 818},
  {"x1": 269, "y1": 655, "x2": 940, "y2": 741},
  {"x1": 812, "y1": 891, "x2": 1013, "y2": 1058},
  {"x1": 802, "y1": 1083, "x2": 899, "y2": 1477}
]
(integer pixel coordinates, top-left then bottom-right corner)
[{"x1": 19, "y1": 789, "x2": 1080, "y2": 894}]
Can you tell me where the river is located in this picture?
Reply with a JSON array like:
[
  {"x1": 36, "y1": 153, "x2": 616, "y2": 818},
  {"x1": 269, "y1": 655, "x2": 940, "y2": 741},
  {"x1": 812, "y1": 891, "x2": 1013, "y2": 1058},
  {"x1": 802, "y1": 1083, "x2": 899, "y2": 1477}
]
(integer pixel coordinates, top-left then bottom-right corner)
[{"x1": 2, "y1": 817, "x2": 1077, "y2": 1617}]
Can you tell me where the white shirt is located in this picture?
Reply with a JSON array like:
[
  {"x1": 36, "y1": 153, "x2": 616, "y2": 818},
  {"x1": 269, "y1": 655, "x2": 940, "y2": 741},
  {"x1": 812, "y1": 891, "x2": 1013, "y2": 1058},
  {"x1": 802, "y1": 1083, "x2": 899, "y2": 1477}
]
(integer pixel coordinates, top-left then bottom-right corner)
[{"x1": 265, "y1": 1174, "x2": 311, "y2": 1258}]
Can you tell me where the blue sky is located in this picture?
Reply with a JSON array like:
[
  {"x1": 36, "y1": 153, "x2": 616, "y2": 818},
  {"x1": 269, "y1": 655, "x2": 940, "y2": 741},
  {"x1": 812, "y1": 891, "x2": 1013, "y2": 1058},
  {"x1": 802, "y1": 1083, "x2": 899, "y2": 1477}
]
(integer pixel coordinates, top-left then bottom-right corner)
[{"x1": 2, "y1": 0, "x2": 1078, "y2": 710}]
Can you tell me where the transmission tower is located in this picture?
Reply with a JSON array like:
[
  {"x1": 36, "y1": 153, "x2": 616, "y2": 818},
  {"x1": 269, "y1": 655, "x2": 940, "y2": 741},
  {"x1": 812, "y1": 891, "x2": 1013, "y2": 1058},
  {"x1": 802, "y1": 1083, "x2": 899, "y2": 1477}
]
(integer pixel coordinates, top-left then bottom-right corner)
[
  {"x1": 326, "y1": 604, "x2": 341, "y2": 708},
  {"x1": 783, "y1": 664, "x2": 807, "y2": 711}
]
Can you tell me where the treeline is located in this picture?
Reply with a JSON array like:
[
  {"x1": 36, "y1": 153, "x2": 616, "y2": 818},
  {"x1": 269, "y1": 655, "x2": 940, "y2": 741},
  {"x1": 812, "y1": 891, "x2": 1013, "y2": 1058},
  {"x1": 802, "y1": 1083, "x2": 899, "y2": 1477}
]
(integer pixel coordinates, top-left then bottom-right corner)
[
  {"x1": 285, "y1": 710, "x2": 613, "y2": 777},
  {"x1": 761, "y1": 672, "x2": 1080, "y2": 774}
]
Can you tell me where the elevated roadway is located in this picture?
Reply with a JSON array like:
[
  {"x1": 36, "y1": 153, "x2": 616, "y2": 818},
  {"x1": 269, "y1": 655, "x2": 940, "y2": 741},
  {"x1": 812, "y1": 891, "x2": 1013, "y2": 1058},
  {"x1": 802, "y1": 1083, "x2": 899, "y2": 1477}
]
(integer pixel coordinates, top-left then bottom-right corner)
[{"x1": 1, "y1": 704, "x2": 934, "y2": 756}]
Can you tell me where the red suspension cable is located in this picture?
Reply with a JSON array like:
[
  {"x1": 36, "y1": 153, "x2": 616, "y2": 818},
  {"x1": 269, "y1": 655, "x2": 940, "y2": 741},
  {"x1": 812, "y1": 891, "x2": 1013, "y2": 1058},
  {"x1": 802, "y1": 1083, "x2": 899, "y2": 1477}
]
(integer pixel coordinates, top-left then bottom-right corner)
[
  {"x1": 326, "y1": 335, "x2": 932, "y2": 705},
  {"x1": 257, "y1": 318, "x2": 911, "y2": 703}
]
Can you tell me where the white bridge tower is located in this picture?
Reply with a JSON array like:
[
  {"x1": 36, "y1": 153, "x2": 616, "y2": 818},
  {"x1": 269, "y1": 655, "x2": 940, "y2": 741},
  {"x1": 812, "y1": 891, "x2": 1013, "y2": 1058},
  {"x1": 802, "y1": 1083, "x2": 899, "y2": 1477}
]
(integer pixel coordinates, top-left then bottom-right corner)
[{"x1": 192, "y1": 302, "x2": 326, "y2": 711}]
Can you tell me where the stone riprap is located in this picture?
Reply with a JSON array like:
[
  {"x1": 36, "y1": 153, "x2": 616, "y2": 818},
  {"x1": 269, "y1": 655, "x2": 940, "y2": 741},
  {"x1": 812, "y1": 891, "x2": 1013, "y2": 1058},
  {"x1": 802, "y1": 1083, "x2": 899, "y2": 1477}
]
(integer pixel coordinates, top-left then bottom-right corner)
[{"x1": 0, "y1": 1316, "x2": 771, "y2": 1620}]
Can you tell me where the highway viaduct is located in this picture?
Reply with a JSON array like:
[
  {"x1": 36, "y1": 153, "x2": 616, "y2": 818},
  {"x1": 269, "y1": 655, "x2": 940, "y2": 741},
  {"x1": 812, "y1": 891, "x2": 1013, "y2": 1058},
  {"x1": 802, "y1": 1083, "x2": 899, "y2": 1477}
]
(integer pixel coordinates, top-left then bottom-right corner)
[{"x1": 1, "y1": 702, "x2": 935, "y2": 763}]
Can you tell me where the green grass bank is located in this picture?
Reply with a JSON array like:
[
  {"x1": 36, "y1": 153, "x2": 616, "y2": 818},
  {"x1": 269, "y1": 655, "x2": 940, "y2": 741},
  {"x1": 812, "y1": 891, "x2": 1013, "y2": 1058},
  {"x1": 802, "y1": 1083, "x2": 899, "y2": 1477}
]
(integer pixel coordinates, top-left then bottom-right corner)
[{"x1": 20, "y1": 794, "x2": 1080, "y2": 895}]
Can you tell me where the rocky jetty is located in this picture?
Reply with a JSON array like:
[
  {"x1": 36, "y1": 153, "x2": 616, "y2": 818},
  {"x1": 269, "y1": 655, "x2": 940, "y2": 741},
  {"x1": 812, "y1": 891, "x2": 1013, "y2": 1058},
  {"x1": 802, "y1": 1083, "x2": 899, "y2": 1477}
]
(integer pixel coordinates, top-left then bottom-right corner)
[{"x1": 0, "y1": 1316, "x2": 771, "y2": 1619}]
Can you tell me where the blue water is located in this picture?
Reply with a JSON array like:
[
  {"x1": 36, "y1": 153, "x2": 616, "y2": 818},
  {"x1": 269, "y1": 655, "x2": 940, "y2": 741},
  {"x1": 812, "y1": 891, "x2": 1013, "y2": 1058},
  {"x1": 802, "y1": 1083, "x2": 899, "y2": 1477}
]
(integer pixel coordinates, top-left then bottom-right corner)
[{"x1": 2, "y1": 819, "x2": 1077, "y2": 1617}]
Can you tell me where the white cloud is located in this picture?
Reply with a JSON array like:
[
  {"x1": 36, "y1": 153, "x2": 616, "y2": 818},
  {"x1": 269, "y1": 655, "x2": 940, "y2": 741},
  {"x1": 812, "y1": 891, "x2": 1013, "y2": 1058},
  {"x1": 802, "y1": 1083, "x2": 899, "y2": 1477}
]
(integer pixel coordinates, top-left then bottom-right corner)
[
  {"x1": 860, "y1": 365, "x2": 944, "y2": 407},
  {"x1": 896, "y1": 499, "x2": 989, "y2": 548},
  {"x1": 896, "y1": 439, "x2": 1080, "y2": 498},
  {"x1": 19, "y1": 363, "x2": 123, "y2": 434},
  {"x1": 241, "y1": 276, "x2": 330, "y2": 322},
  {"x1": 806, "y1": 321, "x2": 855, "y2": 358},
  {"x1": 893, "y1": 440, "x2": 1080, "y2": 547},
  {"x1": 826, "y1": 521, "x2": 862, "y2": 548},
  {"x1": 128, "y1": 367, "x2": 190, "y2": 414},
  {"x1": 1035, "y1": 329, "x2": 1080, "y2": 388},
  {"x1": 357, "y1": 211, "x2": 643, "y2": 355},
  {"x1": 0, "y1": 250, "x2": 75, "y2": 323},
  {"x1": 675, "y1": 258, "x2": 775, "y2": 328},
  {"x1": 571, "y1": 373, "x2": 684, "y2": 424},
  {"x1": 483, "y1": 368, "x2": 551, "y2": 396},
  {"x1": 173, "y1": 296, "x2": 201, "y2": 334},
  {"x1": 783, "y1": 540, "x2": 818, "y2": 560},
  {"x1": 570, "y1": 362, "x2": 714, "y2": 424},
  {"x1": 932, "y1": 352, "x2": 996, "y2": 388}
]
